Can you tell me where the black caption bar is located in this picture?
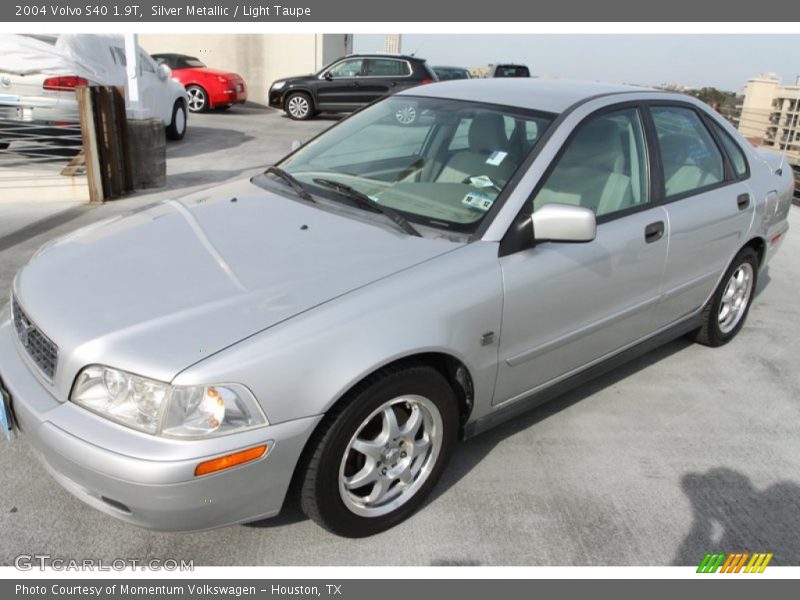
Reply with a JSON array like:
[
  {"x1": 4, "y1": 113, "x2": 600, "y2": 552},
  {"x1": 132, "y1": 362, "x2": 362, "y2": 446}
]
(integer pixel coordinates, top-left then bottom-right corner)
[
  {"x1": 3, "y1": 579, "x2": 799, "y2": 600},
  {"x1": 2, "y1": 0, "x2": 800, "y2": 21}
]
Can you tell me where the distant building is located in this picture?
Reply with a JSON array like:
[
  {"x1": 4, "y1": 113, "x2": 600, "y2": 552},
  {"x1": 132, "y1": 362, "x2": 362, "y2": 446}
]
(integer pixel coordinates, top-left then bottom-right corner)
[
  {"x1": 737, "y1": 73, "x2": 800, "y2": 161},
  {"x1": 384, "y1": 34, "x2": 401, "y2": 54}
]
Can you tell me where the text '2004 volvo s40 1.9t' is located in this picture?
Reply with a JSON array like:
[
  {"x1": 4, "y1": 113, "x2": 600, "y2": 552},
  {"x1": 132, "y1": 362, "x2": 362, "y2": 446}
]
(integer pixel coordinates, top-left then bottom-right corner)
[{"x1": 0, "y1": 79, "x2": 793, "y2": 537}]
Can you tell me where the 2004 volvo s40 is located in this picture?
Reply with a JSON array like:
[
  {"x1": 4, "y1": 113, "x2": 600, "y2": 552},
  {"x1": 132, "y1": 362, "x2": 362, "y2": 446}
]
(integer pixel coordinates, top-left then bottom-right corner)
[{"x1": 0, "y1": 80, "x2": 793, "y2": 537}]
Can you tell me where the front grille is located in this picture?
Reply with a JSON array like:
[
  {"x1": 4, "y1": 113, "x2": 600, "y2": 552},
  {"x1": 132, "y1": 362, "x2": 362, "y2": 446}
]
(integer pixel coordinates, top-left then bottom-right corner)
[{"x1": 11, "y1": 297, "x2": 58, "y2": 380}]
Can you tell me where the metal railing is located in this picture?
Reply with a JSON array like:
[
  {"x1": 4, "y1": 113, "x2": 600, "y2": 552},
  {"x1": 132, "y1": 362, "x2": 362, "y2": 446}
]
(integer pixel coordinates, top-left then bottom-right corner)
[{"x1": 0, "y1": 80, "x2": 83, "y2": 166}]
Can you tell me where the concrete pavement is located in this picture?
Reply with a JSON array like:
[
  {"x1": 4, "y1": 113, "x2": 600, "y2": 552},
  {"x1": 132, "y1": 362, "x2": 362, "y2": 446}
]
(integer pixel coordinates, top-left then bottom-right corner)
[{"x1": 1, "y1": 105, "x2": 799, "y2": 566}]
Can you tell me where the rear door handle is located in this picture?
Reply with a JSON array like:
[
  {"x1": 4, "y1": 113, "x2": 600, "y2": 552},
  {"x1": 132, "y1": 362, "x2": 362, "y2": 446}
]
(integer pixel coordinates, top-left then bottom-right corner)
[
  {"x1": 737, "y1": 193, "x2": 750, "y2": 210},
  {"x1": 644, "y1": 221, "x2": 665, "y2": 243}
]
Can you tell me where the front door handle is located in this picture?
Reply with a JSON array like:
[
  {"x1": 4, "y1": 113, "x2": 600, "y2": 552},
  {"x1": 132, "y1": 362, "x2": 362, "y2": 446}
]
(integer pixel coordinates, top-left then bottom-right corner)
[
  {"x1": 737, "y1": 193, "x2": 750, "y2": 210},
  {"x1": 644, "y1": 221, "x2": 665, "y2": 243}
]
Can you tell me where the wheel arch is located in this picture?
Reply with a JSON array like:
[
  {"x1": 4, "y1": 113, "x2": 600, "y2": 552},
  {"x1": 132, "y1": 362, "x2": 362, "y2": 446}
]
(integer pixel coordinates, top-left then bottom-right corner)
[
  {"x1": 742, "y1": 236, "x2": 767, "y2": 268},
  {"x1": 283, "y1": 350, "x2": 475, "y2": 509},
  {"x1": 284, "y1": 87, "x2": 316, "y2": 108}
]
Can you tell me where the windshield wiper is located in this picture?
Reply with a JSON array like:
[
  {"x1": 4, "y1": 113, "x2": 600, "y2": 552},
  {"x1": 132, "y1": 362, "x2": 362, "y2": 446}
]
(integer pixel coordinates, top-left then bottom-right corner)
[
  {"x1": 264, "y1": 166, "x2": 315, "y2": 203},
  {"x1": 312, "y1": 177, "x2": 421, "y2": 237}
]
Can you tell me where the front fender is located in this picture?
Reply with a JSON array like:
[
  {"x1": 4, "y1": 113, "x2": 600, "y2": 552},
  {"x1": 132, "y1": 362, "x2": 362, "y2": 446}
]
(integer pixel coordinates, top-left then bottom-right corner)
[{"x1": 172, "y1": 242, "x2": 504, "y2": 426}]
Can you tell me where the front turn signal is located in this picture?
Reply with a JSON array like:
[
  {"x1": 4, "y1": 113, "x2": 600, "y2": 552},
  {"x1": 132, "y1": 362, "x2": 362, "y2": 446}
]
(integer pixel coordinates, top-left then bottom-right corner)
[{"x1": 194, "y1": 445, "x2": 268, "y2": 477}]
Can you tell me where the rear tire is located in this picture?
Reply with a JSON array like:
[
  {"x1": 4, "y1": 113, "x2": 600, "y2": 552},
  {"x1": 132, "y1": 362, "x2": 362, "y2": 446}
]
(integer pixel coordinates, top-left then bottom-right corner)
[
  {"x1": 166, "y1": 101, "x2": 187, "y2": 141},
  {"x1": 299, "y1": 364, "x2": 458, "y2": 537},
  {"x1": 185, "y1": 85, "x2": 208, "y2": 113},
  {"x1": 285, "y1": 92, "x2": 314, "y2": 121},
  {"x1": 693, "y1": 247, "x2": 758, "y2": 347}
]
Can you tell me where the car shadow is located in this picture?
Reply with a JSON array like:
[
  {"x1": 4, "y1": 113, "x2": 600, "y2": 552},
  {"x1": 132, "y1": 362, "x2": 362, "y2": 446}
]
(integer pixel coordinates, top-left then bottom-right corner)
[
  {"x1": 671, "y1": 467, "x2": 800, "y2": 565},
  {"x1": 167, "y1": 126, "x2": 255, "y2": 159}
]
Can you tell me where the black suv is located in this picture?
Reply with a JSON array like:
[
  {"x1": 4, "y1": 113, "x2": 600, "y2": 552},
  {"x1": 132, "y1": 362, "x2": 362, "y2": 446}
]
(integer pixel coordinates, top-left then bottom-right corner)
[
  {"x1": 269, "y1": 54, "x2": 437, "y2": 121},
  {"x1": 491, "y1": 64, "x2": 530, "y2": 78}
]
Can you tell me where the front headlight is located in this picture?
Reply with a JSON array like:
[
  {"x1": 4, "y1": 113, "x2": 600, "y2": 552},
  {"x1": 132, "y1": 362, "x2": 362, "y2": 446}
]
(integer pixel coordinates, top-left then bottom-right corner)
[
  {"x1": 271, "y1": 81, "x2": 286, "y2": 91},
  {"x1": 71, "y1": 365, "x2": 268, "y2": 438}
]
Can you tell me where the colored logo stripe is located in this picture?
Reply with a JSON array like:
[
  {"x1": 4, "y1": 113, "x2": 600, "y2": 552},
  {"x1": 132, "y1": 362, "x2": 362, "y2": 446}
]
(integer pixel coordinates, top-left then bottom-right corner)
[{"x1": 697, "y1": 552, "x2": 773, "y2": 573}]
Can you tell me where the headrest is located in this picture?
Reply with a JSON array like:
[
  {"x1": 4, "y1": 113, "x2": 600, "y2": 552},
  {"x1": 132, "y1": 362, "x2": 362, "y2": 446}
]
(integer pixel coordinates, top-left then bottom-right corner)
[{"x1": 468, "y1": 113, "x2": 509, "y2": 154}]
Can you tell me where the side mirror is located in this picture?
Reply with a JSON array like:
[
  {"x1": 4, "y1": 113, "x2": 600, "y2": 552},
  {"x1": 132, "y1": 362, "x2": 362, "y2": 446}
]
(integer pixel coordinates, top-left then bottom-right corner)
[
  {"x1": 290, "y1": 140, "x2": 303, "y2": 152},
  {"x1": 531, "y1": 203, "x2": 596, "y2": 243},
  {"x1": 157, "y1": 63, "x2": 172, "y2": 80},
  {"x1": 323, "y1": 71, "x2": 333, "y2": 81}
]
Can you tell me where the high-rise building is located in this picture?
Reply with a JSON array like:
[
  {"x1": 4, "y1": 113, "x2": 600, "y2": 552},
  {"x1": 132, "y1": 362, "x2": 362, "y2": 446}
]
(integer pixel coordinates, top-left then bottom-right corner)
[
  {"x1": 385, "y1": 34, "x2": 402, "y2": 54},
  {"x1": 737, "y1": 73, "x2": 800, "y2": 161}
]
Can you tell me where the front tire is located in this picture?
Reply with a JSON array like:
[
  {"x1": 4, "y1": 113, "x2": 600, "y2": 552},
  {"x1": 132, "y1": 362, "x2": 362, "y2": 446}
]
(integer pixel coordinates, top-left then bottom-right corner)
[
  {"x1": 166, "y1": 101, "x2": 187, "y2": 141},
  {"x1": 300, "y1": 365, "x2": 458, "y2": 537},
  {"x1": 285, "y1": 92, "x2": 314, "y2": 120},
  {"x1": 693, "y1": 247, "x2": 758, "y2": 347}
]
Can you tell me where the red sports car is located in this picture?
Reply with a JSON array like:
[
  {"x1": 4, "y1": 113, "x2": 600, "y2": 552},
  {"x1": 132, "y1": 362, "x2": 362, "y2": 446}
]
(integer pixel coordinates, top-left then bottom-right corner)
[{"x1": 152, "y1": 53, "x2": 247, "y2": 113}]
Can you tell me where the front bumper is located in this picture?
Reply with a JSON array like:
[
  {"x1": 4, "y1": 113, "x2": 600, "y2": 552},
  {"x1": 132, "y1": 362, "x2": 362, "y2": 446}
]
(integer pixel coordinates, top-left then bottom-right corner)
[
  {"x1": 268, "y1": 91, "x2": 284, "y2": 110},
  {"x1": 0, "y1": 318, "x2": 321, "y2": 531}
]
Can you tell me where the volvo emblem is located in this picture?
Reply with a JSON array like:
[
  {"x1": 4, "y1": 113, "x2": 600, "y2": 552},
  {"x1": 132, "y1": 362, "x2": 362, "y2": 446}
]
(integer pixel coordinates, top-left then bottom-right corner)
[{"x1": 0, "y1": 76, "x2": 11, "y2": 88}]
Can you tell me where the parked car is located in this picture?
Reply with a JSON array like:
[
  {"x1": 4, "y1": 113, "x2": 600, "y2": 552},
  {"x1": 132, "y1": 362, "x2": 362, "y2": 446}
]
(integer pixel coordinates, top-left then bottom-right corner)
[
  {"x1": 151, "y1": 53, "x2": 247, "y2": 113},
  {"x1": 491, "y1": 63, "x2": 530, "y2": 77},
  {"x1": 0, "y1": 34, "x2": 188, "y2": 145},
  {"x1": 1, "y1": 79, "x2": 793, "y2": 538},
  {"x1": 433, "y1": 66, "x2": 472, "y2": 80},
  {"x1": 268, "y1": 53, "x2": 437, "y2": 122}
]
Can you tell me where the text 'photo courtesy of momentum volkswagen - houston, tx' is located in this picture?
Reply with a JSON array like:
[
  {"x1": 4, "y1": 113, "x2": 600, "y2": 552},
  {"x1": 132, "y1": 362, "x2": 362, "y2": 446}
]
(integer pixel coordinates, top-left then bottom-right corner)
[{"x1": 0, "y1": 78, "x2": 793, "y2": 538}]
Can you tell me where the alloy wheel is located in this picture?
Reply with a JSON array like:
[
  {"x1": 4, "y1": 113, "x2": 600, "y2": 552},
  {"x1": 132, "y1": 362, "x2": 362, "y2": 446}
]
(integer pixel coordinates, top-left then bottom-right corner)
[
  {"x1": 338, "y1": 395, "x2": 442, "y2": 518},
  {"x1": 718, "y1": 262, "x2": 754, "y2": 334},
  {"x1": 288, "y1": 95, "x2": 310, "y2": 119},
  {"x1": 186, "y1": 87, "x2": 206, "y2": 112}
]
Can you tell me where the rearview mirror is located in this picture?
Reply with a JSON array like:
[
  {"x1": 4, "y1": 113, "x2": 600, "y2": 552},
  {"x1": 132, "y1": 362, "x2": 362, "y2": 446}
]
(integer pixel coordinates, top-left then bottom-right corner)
[
  {"x1": 531, "y1": 204, "x2": 596, "y2": 243},
  {"x1": 323, "y1": 71, "x2": 333, "y2": 81},
  {"x1": 290, "y1": 140, "x2": 303, "y2": 152}
]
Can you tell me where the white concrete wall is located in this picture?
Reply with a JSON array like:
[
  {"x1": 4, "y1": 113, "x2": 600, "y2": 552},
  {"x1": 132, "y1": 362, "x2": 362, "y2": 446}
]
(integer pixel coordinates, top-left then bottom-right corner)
[{"x1": 138, "y1": 34, "x2": 352, "y2": 105}]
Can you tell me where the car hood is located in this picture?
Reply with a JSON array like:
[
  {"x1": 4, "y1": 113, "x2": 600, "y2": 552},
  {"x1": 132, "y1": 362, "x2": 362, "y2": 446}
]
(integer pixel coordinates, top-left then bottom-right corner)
[
  {"x1": 276, "y1": 73, "x2": 316, "y2": 85},
  {"x1": 14, "y1": 179, "x2": 460, "y2": 386}
]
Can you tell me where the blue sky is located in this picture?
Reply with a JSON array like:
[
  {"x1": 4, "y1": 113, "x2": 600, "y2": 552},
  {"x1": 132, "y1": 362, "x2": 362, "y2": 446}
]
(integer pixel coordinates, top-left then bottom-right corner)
[{"x1": 354, "y1": 34, "x2": 800, "y2": 92}]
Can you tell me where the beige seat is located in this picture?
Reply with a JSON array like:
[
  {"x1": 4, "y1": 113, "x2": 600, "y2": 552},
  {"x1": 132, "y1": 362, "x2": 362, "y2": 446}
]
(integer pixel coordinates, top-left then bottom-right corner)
[
  {"x1": 659, "y1": 133, "x2": 723, "y2": 197},
  {"x1": 437, "y1": 113, "x2": 518, "y2": 185},
  {"x1": 534, "y1": 119, "x2": 634, "y2": 215}
]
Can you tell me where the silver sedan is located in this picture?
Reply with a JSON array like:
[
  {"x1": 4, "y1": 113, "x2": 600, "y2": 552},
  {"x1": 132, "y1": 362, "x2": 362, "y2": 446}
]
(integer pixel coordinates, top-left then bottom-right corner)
[{"x1": 0, "y1": 79, "x2": 793, "y2": 537}]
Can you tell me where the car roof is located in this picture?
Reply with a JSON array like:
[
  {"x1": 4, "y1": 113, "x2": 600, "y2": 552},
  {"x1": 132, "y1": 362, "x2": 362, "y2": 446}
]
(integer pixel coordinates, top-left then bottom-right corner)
[
  {"x1": 344, "y1": 53, "x2": 426, "y2": 62},
  {"x1": 400, "y1": 78, "x2": 660, "y2": 113}
]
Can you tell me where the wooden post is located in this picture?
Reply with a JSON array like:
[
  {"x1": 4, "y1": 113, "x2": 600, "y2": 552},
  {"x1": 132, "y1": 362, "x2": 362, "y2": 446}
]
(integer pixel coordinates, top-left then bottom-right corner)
[{"x1": 76, "y1": 86, "x2": 104, "y2": 202}]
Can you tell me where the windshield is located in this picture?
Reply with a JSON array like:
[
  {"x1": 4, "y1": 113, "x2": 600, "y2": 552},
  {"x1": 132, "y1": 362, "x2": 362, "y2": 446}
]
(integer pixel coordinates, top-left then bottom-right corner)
[
  {"x1": 272, "y1": 96, "x2": 555, "y2": 233},
  {"x1": 183, "y1": 57, "x2": 206, "y2": 68}
]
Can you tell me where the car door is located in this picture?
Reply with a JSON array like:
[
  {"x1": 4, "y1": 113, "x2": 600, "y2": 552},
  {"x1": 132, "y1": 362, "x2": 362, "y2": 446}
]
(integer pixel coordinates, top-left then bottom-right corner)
[
  {"x1": 494, "y1": 105, "x2": 669, "y2": 405},
  {"x1": 361, "y1": 58, "x2": 411, "y2": 101},
  {"x1": 315, "y1": 58, "x2": 367, "y2": 110},
  {"x1": 646, "y1": 104, "x2": 755, "y2": 330}
]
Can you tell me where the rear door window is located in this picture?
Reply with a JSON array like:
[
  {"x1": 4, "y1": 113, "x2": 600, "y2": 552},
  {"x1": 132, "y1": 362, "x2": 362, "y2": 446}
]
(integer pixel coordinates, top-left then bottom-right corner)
[{"x1": 651, "y1": 106, "x2": 726, "y2": 198}]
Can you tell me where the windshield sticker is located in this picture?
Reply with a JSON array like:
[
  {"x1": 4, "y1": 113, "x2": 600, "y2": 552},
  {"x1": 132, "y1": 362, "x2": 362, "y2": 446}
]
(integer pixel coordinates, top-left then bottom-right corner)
[
  {"x1": 469, "y1": 175, "x2": 495, "y2": 188},
  {"x1": 462, "y1": 191, "x2": 494, "y2": 212},
  {"x1": 486, "y1": 151, "x2": 508, "y2": 166}
]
